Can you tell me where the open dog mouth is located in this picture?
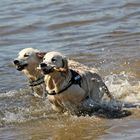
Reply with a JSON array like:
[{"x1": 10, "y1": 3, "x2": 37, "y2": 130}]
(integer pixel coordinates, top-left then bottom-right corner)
[
  {"x1": 16, "y1": 64, "x2": 28, "y2": 71},
  {"x1": 41, "y1": 67, "x2": 54, "y2": 74},
  {"x1": 40, "y1": 63, "x2": 54, "y2": 74}
]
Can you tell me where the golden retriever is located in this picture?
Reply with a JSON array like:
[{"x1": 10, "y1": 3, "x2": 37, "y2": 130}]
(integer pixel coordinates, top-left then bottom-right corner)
[
  {"x1": 13, "y1": 48, "x2": 47, "y2": 98},
  {"x1": 13, "y1": 48, "x2": 102, "y2": 99},
  {"x1": 40, "y1": 51, "x2": 113, "y2": 114}
]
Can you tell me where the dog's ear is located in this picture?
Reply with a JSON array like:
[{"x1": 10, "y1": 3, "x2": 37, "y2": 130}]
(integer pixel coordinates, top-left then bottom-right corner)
[
  {"x1": 36, "y1": 52, "x2": 46, "y2": 59},
  {"x1": 62, "y1": 58, "x2": 68, "y2": 72},
  {"x1": 54, "y1": 57, "x2": 68, "y2": 73}
]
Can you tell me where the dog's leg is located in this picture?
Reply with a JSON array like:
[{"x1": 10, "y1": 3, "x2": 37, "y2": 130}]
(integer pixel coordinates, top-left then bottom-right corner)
[
  {"x1": 101, "y1": 83, "x2": 115, "y2": 100},
  {"x1": 91, "y1": 74, "x2": 115, "y2": 100},
  {"x1": 42, "y1": 83, "x2": 47, "y2": 98}
]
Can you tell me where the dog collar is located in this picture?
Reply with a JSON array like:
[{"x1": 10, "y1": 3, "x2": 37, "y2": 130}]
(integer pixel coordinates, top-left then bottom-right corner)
[
  {"x1": 47, "y1": 69, "x2": 81, "y2": 95},
  {"x1": 29, "y1": 76, "x2": 45, "y2": 87},
  {"x1": 29, "y1": 76, "x2": 47, "y2": 98}
]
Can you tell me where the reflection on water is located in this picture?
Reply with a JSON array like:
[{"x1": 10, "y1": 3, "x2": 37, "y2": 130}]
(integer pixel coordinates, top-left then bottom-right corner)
[{"x1": 0, "y1": 0, "x2": 140, "y2": 139}]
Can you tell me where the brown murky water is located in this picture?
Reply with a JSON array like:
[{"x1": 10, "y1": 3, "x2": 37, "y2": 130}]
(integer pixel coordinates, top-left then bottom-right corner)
[{"x1": 0, "y1": 0, "x2": 140, "y2": 139}]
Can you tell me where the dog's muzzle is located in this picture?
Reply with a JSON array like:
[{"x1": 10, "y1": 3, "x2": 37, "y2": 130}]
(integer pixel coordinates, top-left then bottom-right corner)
[
  {"x1": 40, "y1": 63, "x2": 54, "y2": 74},
  {"x1": 13, "y1": 59, "x2": 28, "y2": 71}
]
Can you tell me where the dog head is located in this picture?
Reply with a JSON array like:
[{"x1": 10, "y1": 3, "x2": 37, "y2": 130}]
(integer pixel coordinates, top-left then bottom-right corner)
[
  {"x1": 13, "y1": 48, "x2": 46, "y2": 71},
  {"x1": 40, "y1": 51, "x2": 68, "y2": 75}
]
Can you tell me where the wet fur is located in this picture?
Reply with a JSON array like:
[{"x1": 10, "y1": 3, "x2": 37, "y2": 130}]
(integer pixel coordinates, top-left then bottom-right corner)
[{"x1": 41, "y1": 52, "x2": 113, "y2": 114}]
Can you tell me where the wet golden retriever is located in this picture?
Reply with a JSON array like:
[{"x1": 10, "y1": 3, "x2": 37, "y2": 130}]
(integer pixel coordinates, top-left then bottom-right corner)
[
  {"x1": 13, "y1": 48, "x2": 100, "y2": 99},
  {"x1": 40, "y1": 51, "x2": 113, "y2": 114},
  {"x1": 13, "y1": 48, "x2": 47, "y2": 97}
]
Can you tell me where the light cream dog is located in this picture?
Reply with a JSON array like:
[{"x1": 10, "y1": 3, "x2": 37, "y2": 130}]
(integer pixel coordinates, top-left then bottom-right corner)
[
  {"x1": 13, "y1": 48, "x2": 47, "y2": 97},
  {"x1": 13, "y1": 48, "x2": 101, "y2": 98},
  {"x1": 40, "y1": 51, "x2": 113, "y2": 114}
]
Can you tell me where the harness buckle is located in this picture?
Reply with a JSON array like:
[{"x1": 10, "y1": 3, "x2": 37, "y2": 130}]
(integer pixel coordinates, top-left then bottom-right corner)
[{"x1": 74, "y1": 75, "x2": 81, "y2": 81}]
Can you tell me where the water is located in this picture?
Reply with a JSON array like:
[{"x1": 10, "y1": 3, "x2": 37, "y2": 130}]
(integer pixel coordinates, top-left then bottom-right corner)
[{"x1": 0, "y1": 0, "x2": 140, "y2": 139}]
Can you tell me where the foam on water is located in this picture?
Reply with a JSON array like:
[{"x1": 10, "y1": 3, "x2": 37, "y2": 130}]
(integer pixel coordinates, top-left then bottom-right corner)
[
  {"x1": 2, "y1": 110, "x2": 25, "y2": 123},
  {"x1": 105, "y1": 71, "x2": 140, "y2": 102},
  {"x1": 0, "y1": 90, "x2": 18, "y2": 98},
  {"x1": 0, "y1": 89, "x2": 52, "y2": 126}
]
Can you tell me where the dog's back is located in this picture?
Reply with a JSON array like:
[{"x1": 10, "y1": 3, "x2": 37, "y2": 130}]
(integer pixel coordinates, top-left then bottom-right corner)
[{"x1": 76, "y1": 70, "x2": 105, "y2": 101}]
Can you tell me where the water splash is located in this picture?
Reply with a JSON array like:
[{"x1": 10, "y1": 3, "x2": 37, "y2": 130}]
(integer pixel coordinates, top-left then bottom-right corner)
[
  {"x1": 0, "y1": 89, "x2": 52, "y2": 125},
  {"x1": 0, "y1": 90, "x2": 18, "y2": 98},
  {"x1": 105, "y1": 71, "x2": 140, "y2": 102},
  {"x1": 0, "y1": 71, "x2": 140, "y2": 125}
]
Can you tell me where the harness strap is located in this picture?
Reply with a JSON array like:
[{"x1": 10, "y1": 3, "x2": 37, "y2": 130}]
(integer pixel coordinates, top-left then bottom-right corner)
[
  {"x1": 29, "y1": 76, "x2": 44, "y2": 87},
  {"x1": 48, "y1": 69, "x2": 81, "y2": 95},
  {"x1": 29, "y1": 76, "x2": 47, "y2": 98}
]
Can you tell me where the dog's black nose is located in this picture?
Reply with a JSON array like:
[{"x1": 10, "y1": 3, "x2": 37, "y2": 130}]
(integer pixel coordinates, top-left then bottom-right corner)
[
  {"x1": 40, "y1": 63, "x2": 47, "y2": 67},
  {"x1": 13, "y1": 60, "x2": 19, "y2": 65}
]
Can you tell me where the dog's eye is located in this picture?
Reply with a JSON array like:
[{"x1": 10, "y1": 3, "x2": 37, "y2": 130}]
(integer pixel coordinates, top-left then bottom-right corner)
[
  {"x1": 24, "y1": 54, "x2": 29, "y2": 57},
  {"x1": 51, "y1": 58, "x2": 56, "y2": 63}
]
